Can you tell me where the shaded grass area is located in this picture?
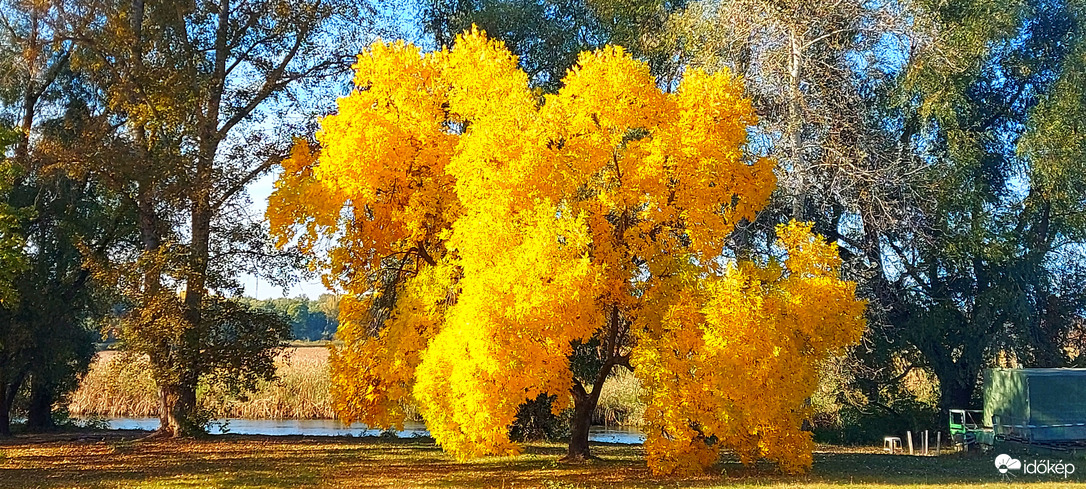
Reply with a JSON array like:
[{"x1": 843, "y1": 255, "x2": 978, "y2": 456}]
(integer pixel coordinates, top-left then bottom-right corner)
[{"x1": 0, "y1": 432, "x2": 1083, "y2": 488}]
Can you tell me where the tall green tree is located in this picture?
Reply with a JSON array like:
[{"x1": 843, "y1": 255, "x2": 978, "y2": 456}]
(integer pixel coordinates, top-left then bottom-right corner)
[
  {"x1": 0, "y1": 0, "x2": 121, "y2": 435},
  {"x1": 833, "y1": 0, "x2": 1086, "y2": 413},
  {"x1": 66, "y1": 0, "x2": 375, "y2": 436},
  {"x1": 6, "y1": 154, "x2": 119, "y2": 432},
  {"x1": 668, "y1": 0, "x2": 1086, "y2": 417},
  {"x1": 0, "y1": 126, "x2": 26, "y2": 436}
]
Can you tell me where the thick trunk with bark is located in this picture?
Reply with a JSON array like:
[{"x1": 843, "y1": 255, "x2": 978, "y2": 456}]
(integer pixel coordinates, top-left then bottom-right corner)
[
  {"x1": 566, "y1": 392, "x2": 598, "y2": 460},
  {"x1": 563, "y1": 273, "x2": 629, "y2": 460},
  {"x1": 936, "y1": 364, "x2": 980, "y2": 415},
  {"x1": 162, "y1": 153, "x2": 212, "y2": 437},
  {"x1": 940, "y1": 380, "x2": 975, "y2": 414},
  {"x1": 0, "y1": 372, "x2": 26, "y2": 437},
  {"x1": 159, "y1": 380, "x2": 199, "y2": 437},
  {"x1": 564, "y1": 334, "x2": 621, "y2": 460},
  {"x1": 25, "y1": 376, "x2": 55, "y2": 431},
  {"x1": 922, "y1": 335, "x2": 983, "y2": 417},
  {"x1": 0, "y1": 401, "x2": 10, "y2": 437}
]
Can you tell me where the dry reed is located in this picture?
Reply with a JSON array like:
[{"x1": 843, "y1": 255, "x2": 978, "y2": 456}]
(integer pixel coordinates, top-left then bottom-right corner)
[
  {"x1": 68, "y1": 347, "x2": 336, "y2": 419},
  {"x1": 68, "y1": 351, "x2": 159, "y2": 417},
  {"x1": 69, "y1": 347, "x2": 645, "y2": 424},
  {"x1": 594, "y1": 367, "x2": 645, "y2": 426}
]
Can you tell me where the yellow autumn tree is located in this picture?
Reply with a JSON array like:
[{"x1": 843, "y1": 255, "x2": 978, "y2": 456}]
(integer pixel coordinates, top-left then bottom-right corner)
[{"x1": 267, "y1": 28, "x2": 866, "y2": 474}]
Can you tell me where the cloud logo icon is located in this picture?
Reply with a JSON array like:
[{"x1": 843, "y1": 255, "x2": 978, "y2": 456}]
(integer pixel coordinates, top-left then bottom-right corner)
[{"x1": 996, "y1": 454, "x2": 1022, "y2": 474}]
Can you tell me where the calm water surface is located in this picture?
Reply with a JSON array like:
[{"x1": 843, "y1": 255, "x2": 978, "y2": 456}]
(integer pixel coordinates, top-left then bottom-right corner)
[{"x1": 104, "y1": 417, "x2": 646, "y2": 444}]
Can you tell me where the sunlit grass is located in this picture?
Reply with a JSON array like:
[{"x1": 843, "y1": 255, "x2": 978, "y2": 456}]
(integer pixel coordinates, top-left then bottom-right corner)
[{"x1": 1, "y1": 434, "x2": 1082, "y2": 488}]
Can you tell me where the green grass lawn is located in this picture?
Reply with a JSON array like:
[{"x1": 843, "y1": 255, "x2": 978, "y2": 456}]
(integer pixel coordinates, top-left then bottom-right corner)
[{"x1": 0, "y1": 432, "x2": 1081, "y2": 488}]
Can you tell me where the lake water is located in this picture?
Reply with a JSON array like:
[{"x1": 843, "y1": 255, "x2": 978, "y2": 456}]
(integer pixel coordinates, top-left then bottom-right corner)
[{"x1": 104, "y1": 417, "x2": 646, "y2": 444}]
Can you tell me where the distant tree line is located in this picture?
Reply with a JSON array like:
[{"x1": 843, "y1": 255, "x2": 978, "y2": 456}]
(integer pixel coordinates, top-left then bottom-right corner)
[{"x1": 241, "y1": 295, "x2": 340, "y2": 342}]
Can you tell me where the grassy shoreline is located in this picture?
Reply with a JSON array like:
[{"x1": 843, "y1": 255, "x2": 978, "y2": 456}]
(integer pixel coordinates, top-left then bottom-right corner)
[{"x1": 0, "y1": 431, "x2": 1082, "y2": 488}]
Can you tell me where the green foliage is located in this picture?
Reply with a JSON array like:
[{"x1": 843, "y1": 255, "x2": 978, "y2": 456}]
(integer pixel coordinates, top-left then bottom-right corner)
[
  {"x1": 122, "y1": 295, "x2": 291, "y2": 403},
  {"x1": 884, "y1": 0, "x2": 1086, "y2": 410},
  {"x1": 7, "y1": 161, "x2": 119, "y2": 430},
  {"x1": 0, "y1": 126, "x2": 23, "y2": 306},
  {"x1": 1020, "y1": 1, "x2": 1086, "y2": 228},
  {"x1": 243, "y1": 295, "x2": 339, "y2": 341},
  {"x1": 0, "y1": 96, "x2": 120, "y2": 433},
  {"x1": 422, "y1": 0, "x2": 684, "y2": 91},
  {"x1": 0, "y1": 0, "x2": 144, "y2": 435},
  {"x1": 509, "y1": 394, "x2": 570, "y2": 443}
]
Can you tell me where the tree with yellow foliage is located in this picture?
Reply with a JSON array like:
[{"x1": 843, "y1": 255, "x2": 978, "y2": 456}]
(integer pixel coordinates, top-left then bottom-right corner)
[{"x1": 268, "y1": 29, "x2": 866, "y2": 474}]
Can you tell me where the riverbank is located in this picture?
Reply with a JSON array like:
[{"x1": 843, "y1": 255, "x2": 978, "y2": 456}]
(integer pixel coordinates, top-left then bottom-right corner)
[
  {"x1": 96, "y1": 417, "x2": 645, "y2": 443},
  {"x1": 0, "y1": 432, "x2": 1078, "y2": 488}
]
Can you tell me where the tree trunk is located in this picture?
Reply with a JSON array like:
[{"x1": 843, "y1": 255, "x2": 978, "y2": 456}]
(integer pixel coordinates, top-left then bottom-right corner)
[
  {"x1": 0, "y1": 399, "x2": 11, "y2": 437},
  {"x1": 166, "y1": 162, "x2": 212, "y2": 438},
  {"x1": 25, "y1": 376, "x2": 55, "y2": 431},
  {"x1": 0, "y1": 373, "x2": 26, "y2": 437},
  {"x1": 566, "y1": 392, "x2": 597, "y2": 460},
  {"x1": 159, "y1": 380, "x2": 199, "y2": 437},
  {"x1": 157, "y1": 384, "x2": 169, "y2": 434},
  {"x1": 564, "y1": 301, "x2": 628, "y2": 461},
  {"x1": 938, "y1": 370, "x2": 978, "y2": 415},
  {"x1": 563, "y1": 361, "x2": 617, "y2": 461},
  {"x1": 924, "y1": 341, "x2": 982, "y2": 419}
]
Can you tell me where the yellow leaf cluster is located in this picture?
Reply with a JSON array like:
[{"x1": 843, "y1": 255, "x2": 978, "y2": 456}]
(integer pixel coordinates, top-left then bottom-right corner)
[
  {"x1": 634, "y1": 222, "x2": 866, "y2": 475},
  {"x1": 267, "y1": 28, "x2": 865, "y2": 473},
  {"x1": 267, "y1": 40, "x2": 460, "y2": 284},
  {"x1": 328, "y1": 261, "x2": 458, "y2": 429}
]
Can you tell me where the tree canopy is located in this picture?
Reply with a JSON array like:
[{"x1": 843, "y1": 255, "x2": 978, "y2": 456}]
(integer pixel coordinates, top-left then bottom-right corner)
[
  {"x1": 59, "y1": 0, "x2": 373, "y2": 436},
  {"x1": 268, "y1": 29, "x2": 865, "y2": 474},
  {"x1": 0, "y1": 127, "x2": 21, "y2": 306},
  {"x1": 658, "y1": 0, "x2": 1086, "y2": 425}
]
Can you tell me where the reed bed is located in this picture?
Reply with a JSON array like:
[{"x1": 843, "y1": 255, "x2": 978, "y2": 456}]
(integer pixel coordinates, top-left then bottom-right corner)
[
  {"x1": 67, "y1": 351, "x2": 159, "y2": 417},
  {"x1": 217, "y1": 347, "x2": 334, "y2": 419},
  {"x1": 68, "y1": 347, "x2": 336, "y2": 419},
  {"x1": 68, "y1": 347, "x2": 646, "y2": 425},
  {"x1": 593, "y1": 367, "x2": 645, "y2": 426}
]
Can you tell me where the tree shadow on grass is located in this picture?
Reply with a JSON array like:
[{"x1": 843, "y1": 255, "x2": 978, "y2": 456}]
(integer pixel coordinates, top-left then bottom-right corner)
[
  {"x1": 712, "y1": 450, "x2": 1065, "y2": 487},
  {"x1": 1, "y1": 434, "x2": 1083, "y2": 488}
]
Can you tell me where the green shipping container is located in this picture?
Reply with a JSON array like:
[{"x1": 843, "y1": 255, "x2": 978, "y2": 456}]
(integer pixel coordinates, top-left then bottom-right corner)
[{"x1": 984, "y1": 369, "x2": 1086, "y2": 443}]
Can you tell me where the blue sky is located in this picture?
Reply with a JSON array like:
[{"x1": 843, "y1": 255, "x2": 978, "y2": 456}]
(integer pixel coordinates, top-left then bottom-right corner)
[
  {"x1": 241, "y1": 173, "x2": 330, "y2": 300},
  {"x1": 238, "y1": 3, "x2": 428, "y2": 300}
]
